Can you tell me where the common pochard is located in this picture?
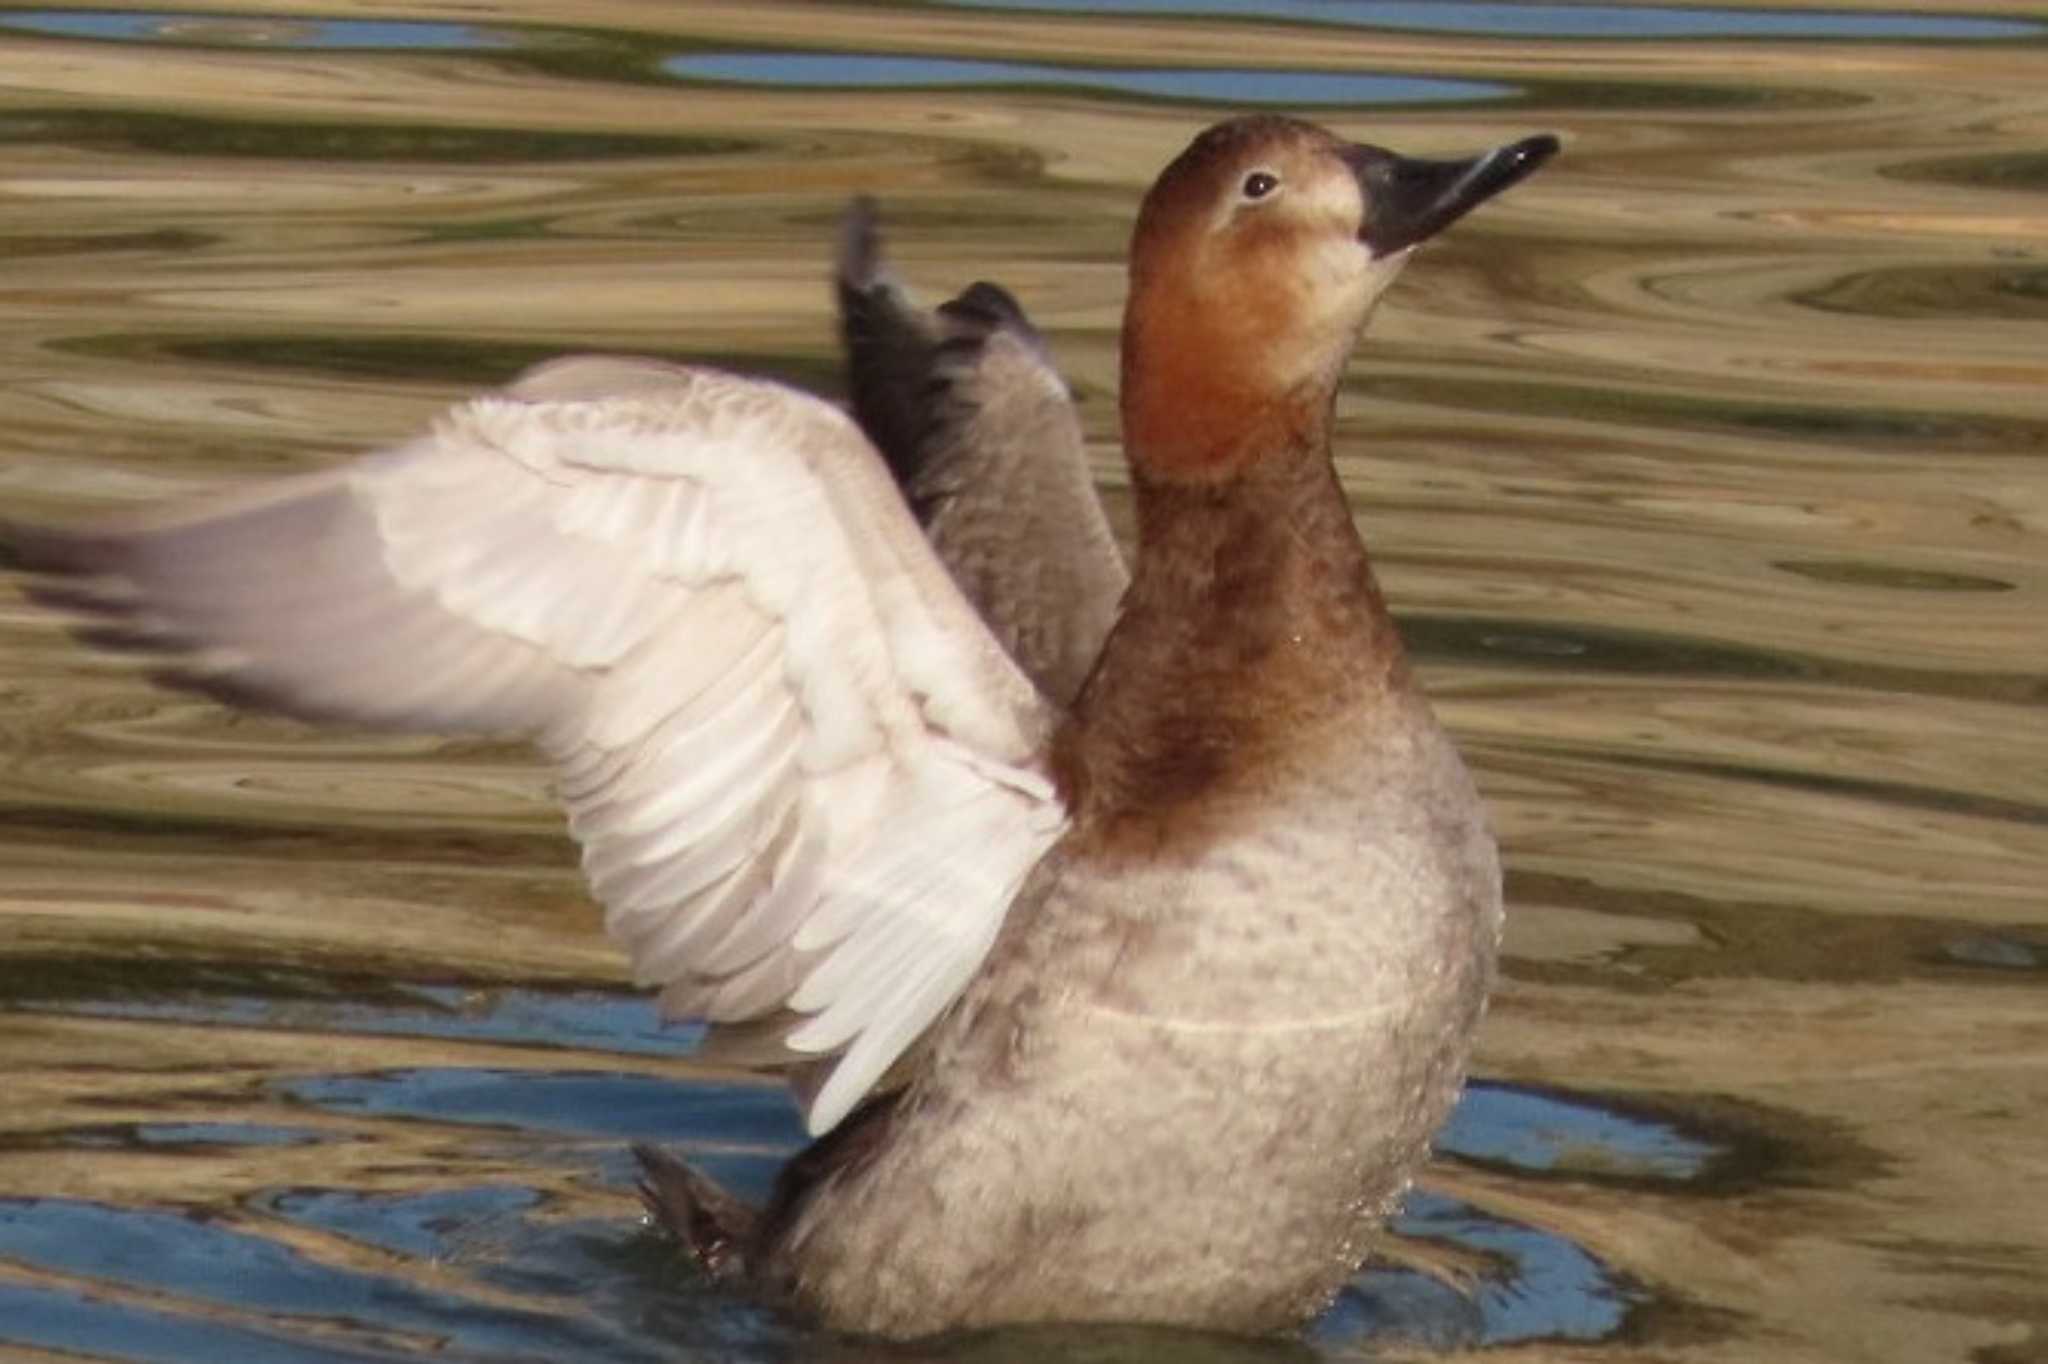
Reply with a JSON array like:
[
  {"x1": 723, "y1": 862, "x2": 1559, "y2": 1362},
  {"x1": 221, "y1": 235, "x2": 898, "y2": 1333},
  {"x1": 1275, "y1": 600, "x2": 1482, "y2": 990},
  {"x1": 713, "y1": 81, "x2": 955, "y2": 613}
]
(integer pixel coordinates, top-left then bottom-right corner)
[{"x1": 6, "y1": 113, "x2": 1556, "y2": 1337}]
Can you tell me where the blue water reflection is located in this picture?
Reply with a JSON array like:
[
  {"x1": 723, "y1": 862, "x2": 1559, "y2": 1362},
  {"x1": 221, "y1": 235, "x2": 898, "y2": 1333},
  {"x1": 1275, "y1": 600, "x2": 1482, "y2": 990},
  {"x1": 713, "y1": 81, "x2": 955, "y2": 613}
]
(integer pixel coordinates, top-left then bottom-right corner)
[
  {"x1": 0, "y1": 1279, "x2": 402, "y2": 1364},
  {"x1": 1444, "y1": 1083, "x2": 1717, "y2": 1182},
  {"x1": 45, "y1": 986, "x2": 704, "y2": 1058},
  {"x1": 0, "y1": 1199, "x2": 675, "y2": 1364},
  {"x1": 0, "y1": 9, "x2": 511, "y2": 48},
  {"x1": 941, "y1": 0, "x2": 2040, "y2": 41},
  {"x1": 1398, "y1": 1191, "x2": 1639, "y2": 1343},
  {"x1": 1321, "y1": 1191, "x2": 1640, "y2": 1348}
]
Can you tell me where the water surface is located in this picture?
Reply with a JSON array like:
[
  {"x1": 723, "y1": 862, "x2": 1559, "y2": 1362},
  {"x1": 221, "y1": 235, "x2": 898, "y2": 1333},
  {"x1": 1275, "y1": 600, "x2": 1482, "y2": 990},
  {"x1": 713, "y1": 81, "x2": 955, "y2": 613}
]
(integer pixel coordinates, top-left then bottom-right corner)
[{"x1": 1, "y1": 1, "x2": 2044, "y2": 1360}]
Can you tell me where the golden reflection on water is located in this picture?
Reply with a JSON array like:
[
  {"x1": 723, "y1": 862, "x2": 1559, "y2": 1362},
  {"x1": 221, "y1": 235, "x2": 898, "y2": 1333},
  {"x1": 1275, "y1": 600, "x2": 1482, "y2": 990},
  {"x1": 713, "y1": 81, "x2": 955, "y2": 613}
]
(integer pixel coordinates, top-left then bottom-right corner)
[{"x1": 1, "y1": 1, "x2": 2045, "y2": 1360}]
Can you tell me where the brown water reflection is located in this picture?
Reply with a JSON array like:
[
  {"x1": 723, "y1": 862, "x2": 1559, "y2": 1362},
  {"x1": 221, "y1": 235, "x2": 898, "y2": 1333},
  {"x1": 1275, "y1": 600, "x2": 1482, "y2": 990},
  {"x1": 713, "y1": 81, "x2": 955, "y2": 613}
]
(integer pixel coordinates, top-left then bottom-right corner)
[{"x1": 2, "y1": 2, "x2": 2044, "y2": 1361}]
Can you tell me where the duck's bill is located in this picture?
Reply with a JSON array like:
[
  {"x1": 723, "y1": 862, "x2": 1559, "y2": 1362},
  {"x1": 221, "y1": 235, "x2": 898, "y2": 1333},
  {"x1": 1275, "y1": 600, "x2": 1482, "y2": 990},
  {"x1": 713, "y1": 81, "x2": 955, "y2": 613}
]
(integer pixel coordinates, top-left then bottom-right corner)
[{"x1": 1350, "y1": 134, "x2": 1560, "y2": 257}]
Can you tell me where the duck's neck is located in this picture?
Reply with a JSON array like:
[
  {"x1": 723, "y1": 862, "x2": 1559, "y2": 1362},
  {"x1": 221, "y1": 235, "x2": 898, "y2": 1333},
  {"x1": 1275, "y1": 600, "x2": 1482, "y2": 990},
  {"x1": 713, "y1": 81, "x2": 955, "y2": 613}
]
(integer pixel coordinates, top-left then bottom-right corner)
[
  {"x1": 1116, "y1": 265, "x2": 1353, "y2": 487},
  {"x1": 1055, "y1": 401, "x2": 1413, "y2": 854}
]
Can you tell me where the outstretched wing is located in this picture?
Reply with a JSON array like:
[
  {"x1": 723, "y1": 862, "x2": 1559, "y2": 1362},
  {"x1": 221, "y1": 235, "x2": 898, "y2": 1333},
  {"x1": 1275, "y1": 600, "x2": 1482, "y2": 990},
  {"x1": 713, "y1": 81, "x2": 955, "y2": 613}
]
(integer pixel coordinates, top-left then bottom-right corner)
[
  {"x1": 6, "y1": 355, "x2": 1067, "y2": 1135},
  {"x1": 837, "y1": 200, "x2": 1128, "y2": 706}
]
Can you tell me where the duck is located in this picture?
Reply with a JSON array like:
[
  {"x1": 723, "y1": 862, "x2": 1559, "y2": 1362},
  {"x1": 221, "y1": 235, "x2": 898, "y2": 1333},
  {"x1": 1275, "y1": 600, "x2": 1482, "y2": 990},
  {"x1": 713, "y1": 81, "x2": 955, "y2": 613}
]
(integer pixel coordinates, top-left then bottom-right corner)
[{"x1": 3, "y1": 113, "x2": 1556, "y2": 1337}]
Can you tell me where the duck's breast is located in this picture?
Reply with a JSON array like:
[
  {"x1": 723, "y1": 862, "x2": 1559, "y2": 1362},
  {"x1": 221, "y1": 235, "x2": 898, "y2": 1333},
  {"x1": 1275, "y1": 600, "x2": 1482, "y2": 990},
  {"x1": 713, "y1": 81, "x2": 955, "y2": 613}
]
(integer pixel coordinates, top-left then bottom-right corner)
[{"x1": 779, "y1": 703, "x2": 1500, "y2": 1334}]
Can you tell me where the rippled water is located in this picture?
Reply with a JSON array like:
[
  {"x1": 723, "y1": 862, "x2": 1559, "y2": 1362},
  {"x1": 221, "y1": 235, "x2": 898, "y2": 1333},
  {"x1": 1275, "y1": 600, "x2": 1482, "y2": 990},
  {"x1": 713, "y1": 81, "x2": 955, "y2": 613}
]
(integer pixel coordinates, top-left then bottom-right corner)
[{"x1": 1, "y1": 2, "x2": 2044, "y2": 1361}]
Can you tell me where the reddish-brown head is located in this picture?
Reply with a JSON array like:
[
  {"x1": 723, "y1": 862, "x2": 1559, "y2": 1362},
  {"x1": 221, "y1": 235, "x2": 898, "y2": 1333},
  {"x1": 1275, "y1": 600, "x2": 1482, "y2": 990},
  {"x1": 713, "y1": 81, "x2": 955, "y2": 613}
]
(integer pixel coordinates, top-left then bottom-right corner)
[{"x1": 1120, "y1": 115, "x2": 1556, "y2": 486}]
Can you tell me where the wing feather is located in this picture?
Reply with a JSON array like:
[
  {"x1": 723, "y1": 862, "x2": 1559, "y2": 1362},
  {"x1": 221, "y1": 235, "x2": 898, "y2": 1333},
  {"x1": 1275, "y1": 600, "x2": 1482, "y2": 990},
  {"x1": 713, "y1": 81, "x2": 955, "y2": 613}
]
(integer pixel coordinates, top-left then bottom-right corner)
[
  {"x1": 836, "y1": 200, "x2": 1128, "y2": 707},
  {"x1": 6, "y1": 358, "x2": 1067, "y2": 1135}
]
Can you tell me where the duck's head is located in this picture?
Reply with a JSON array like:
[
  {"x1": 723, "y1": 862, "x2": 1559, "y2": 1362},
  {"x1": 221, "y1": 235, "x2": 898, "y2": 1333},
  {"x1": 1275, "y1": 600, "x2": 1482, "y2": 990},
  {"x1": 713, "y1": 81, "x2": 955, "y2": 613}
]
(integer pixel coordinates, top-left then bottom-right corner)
[{"x1": 1122, "y1": 115, "x2": 1556, "y2": 483}]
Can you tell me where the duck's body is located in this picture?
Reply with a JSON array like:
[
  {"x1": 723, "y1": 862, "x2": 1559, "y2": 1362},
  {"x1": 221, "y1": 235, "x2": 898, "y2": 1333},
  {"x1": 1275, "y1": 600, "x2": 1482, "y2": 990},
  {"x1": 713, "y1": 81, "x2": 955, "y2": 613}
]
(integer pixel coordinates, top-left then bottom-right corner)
[
  {"x1": 5, "y1": 114, "x2": 1554, "y2": 1337},
  {"x1": 783, "y1": 700, "x2": 1496, "y2": 1334},
  {"x1": 761, "y1": 124, "x2": 1519, "y2": 1330}
]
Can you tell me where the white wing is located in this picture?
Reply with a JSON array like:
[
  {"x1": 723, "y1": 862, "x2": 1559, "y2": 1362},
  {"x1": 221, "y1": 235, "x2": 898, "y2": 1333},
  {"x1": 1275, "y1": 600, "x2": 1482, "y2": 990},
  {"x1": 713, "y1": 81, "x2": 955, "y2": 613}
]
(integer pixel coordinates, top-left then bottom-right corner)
[{"x1": 11, "y1": 355, "x2": 1068, "y2": 1134}]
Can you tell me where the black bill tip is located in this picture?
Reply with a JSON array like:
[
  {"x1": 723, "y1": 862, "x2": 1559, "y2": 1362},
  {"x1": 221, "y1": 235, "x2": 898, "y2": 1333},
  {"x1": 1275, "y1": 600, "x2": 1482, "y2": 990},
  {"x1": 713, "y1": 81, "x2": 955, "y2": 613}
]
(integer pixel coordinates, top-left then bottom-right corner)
[{"x1": 1352, "y1": 132, "x2": 1559, "y2": 257}]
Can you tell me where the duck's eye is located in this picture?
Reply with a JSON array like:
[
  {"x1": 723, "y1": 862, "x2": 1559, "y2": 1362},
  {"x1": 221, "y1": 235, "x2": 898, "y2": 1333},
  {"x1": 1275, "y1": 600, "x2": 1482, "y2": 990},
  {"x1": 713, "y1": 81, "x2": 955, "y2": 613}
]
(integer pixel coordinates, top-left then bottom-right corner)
[{"x1": 1241, "y1": 171, "x2": 1280, "y2": 201}]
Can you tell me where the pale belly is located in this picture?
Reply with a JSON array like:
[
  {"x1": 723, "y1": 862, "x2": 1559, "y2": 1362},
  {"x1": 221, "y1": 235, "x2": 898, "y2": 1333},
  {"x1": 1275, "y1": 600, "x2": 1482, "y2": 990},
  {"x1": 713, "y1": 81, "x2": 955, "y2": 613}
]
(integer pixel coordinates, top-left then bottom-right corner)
[{"x1": 775, "y1": 789, "x2": 1500, "y2": 1338}]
